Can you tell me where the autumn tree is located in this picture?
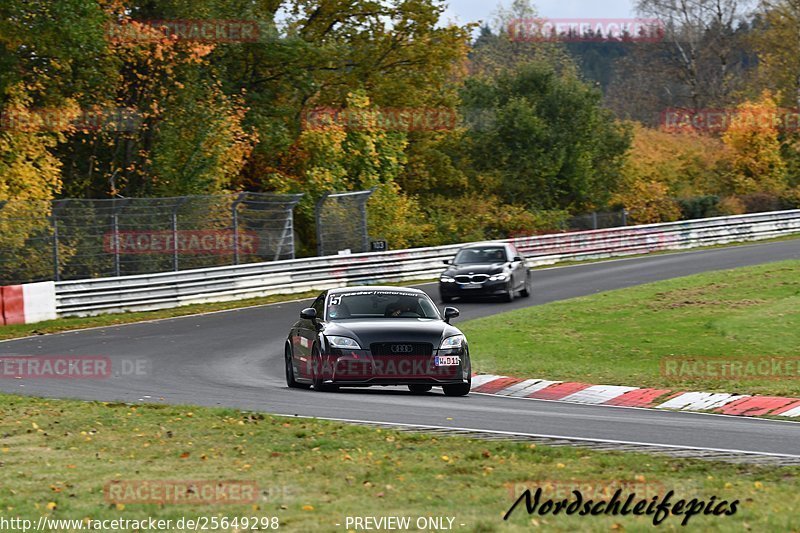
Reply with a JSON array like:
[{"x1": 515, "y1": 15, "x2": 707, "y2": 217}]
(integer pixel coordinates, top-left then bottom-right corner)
[
  {"x1": 635, "y1": 0, "x2": 755, "y2": 110},
  {"x1": 720, "y1": 92, "x2": 789, "y2": 195},
  {"x1": 613, "y1": 123, "x2": 727, "y2": 222},
  {"x1": 0, "y1": 91, "x2": 65, "y2": 281},
  {"x1": 460, "y1": 62, "x2": 631, "y2": 212}
]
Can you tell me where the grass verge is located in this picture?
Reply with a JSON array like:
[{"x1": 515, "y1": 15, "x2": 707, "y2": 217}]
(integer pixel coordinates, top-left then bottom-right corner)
[
  {"x1": 0, "y1": 393, "x2": 797, "y2": 532},
  {"x1": 461, "y1": 260, "x2": 800, "y2": 397}
]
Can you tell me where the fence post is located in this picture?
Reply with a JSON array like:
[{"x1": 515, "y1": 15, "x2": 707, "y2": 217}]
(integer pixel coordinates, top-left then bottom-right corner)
[
  {"x1": 315, "y1": 192, "x2": 331, "y2": 257},
  {"x1": 362, "y1": 186, "x2": 377, "y2": 252},
  {"x1": 171, "y1": 197, "x2": 187, "y2": 272},
  {"x1": 231, "y1": 192, "x2": 247, "y2": 265},
  {"x1": 112, "y1": 212, "x2": 120, "y2": 277},
  {"x1": 111, "y1": 199, "x2": 129, "y2": 277},
  {"x1": 622, "y1": 209, "x2": 628, "y2": 226},
  {"x1": 592, "y1": 211, "x2": 598, "y2": 230},
  {"x1": 51, "y1": 200, "x2": 68, "y2": 282},
  {"x1": 284, "y1": 194, "x2": 303, "y2": 260}
]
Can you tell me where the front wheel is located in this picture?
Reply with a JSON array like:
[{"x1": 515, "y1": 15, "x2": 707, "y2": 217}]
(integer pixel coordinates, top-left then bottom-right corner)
[
  {"x1": 311, "y1": 346, "x2": 337, "y2": 392},
  {"x1": 503, "y1": 284, "x2": 514, "y2": 302},
  {"x1": 443, "y1": 382, "x2": 471, "y2": 396},
  {"x1": 443, "y1": 366, "x2": 471, "y2": 397},
  {"x1": 285, "y1": 343, "x2": 310, "y2": 389},
  {"x1": 520, "y1": 273, "x2": 532, "y2": 298}
]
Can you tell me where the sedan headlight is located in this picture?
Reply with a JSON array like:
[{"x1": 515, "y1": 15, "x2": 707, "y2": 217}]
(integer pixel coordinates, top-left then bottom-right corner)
[
  {"x1": 328, "y1": 336, "x2": 361, "y2": 349},
  {"x1": 440, "y1": 275, "x2": 455, "y2": 283},
  {"x1": 489, "y1": 273, "x2": 509, "y2": 281},
  {"x1": 440, "y1": 335, "x2": 465, "y2": 349}
]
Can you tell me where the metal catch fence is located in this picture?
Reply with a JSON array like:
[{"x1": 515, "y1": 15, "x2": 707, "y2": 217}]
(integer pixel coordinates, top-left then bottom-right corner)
[{"x1": 0, "y1": 193, "x2": 302, "y2": 284}]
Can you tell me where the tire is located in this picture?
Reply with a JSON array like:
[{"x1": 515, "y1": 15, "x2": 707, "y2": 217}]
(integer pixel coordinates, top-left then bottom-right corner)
[
  {"x1": 443, "y1": 365, "x2": 471, "y2": 397},
  {"x1": 408, "y1": 384, "x2": 432, "y2": 394},
  {"x1": 441, "y1": 294, "x2": 453, "y2": 304},
  {"x1": 443, "y1": 382, "x2": 470, "y2": 396},
  {"x1": 520, "y1": 273, "x2": 532, "y2": 298},
  {"x1": 503, "y1": 283, "x2": 514, "y2": 302},
  {"x1": 311, "y1": 346, "x2": 337, "y2": 392},
  {"x1": 285, "y1": 343, "x2": 310, "y2": 389}
]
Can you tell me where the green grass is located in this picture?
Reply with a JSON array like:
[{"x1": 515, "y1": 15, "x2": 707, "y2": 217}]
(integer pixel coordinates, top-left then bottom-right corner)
[
  {"x1": 0, "y1": 393, "x2": 798, "y2": 532},
  {"x1": 461, "y1": 260, "x2": 800, "y2": 397}
]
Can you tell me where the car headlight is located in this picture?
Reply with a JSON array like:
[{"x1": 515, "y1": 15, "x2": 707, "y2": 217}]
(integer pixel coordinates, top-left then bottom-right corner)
[
  {"x1": 440, "y1": 335, "x2": 465, "y2": 349},
  {"x1": 489, "y1": 273, "x2": 509, "y2": 281},
  {"x1": 328, "y1": 336, "x2": 361, "y2": 349},
  {"x1": 440, "y1": 276, "x2": 455, "y2": 283}
]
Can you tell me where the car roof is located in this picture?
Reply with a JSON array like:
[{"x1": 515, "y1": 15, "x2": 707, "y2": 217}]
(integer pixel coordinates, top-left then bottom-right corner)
[
  {"x1": 459, "y1": 241, "x2": 508, "y2": 249},
  {"x1": 327, "y1": 286, "x2": 426, "y2": 295}
]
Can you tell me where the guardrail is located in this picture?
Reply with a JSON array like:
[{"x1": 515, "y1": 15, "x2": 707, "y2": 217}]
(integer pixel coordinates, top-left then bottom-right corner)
[{"x1": 51, "y1": 209, "x2": 800, "y2": 317}]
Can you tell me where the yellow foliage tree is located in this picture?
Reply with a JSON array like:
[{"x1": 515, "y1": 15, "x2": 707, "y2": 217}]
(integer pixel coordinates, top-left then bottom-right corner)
[
  {"x1": 720, "y1": 92, "x2": 788, "y2": 195},
  {"x1": 0, "y1": 96, "x2": 64, "y2": 281},
  {"x1": 613, "y1": 122, "x2": 726, "y2": 223}
]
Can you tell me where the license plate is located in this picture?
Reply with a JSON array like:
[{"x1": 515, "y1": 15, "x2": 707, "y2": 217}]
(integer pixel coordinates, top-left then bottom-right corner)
[
  {"x1": 461, "y1": 283, "x2": 481, "y2": 289},
  {"x1": 434, "y1": 355, "x2": 460, "y2": 366}
]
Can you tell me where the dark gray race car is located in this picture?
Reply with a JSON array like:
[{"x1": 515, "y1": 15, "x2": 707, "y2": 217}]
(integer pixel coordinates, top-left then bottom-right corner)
[
  {"x1": 285, "y1": 286, "x2": 471, "y2": 396},
  {"x1": 439, "y1": 242, "x2": 531, "y2": 303}
]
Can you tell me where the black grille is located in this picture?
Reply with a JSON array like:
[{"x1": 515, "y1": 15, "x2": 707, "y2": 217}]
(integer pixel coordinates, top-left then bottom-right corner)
[
  {"x1": 370, "y1": 342, "x2": 433, "y2": 356},
  {"x1": 454, "y1": 274, "x2": 489, "y2": 284}
]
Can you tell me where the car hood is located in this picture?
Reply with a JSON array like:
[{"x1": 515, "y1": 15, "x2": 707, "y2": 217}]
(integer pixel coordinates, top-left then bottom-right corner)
[
  {"x1": 444, "y1": 262, "x2": 507, "y2": 276},
  {"x1": 322, "y1": 319, "x2": 462, "y2": 347}
]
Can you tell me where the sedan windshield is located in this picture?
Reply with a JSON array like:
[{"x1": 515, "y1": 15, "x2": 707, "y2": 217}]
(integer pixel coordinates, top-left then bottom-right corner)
[
  {"x1": 326, "y1": 291, "x2": 440, "y2": 320},
  {"x1": 453, "y1": 246, "x2": 507, "y2": 265}
]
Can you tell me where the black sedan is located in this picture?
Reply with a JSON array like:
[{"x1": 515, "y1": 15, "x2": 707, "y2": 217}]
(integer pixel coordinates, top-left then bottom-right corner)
[
  {"x1": 285, "y1": 286, "x2": 471, "y2": 396},
  {"x1": 439, "y1": 242, "x2": 531, "y2": 303}
]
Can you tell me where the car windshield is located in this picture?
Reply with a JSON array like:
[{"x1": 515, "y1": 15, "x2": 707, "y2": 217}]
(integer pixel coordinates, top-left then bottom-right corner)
[
  {"x1": 453, "y1": 246, "x2": 507, "y2": 265},
  {"x1": 326, "y1": 290, "x2": 440, "y2": 320}
]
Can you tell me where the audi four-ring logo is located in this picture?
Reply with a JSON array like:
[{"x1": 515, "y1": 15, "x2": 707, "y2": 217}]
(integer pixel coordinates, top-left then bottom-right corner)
[{"x1": 391, "y1": 344, "x2": 413, "y2": 353}]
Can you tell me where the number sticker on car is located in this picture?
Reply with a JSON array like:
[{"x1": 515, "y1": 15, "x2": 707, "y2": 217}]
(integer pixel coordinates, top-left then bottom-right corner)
[{"x1": 434, "y1": 355, "x2": 460, "y2": 366}]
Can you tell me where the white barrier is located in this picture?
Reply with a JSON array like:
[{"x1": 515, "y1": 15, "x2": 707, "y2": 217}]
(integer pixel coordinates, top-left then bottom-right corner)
[{"x1": 46, "y1": 209, "x2": 800, "y2": 318}]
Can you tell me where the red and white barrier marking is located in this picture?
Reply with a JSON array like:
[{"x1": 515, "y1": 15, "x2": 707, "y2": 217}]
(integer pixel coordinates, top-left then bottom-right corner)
[
  {"x1": 471, "y1": 373, "x2": 800, "y2": 418},
  {"x1": 0, "y1": 282, "x2": 57, "y2": 325},
  {"x1": 560, "y1": 384, "x2": 639, "y2": 405},
  {"x1": 656, "y1": 392, "x2": 748, "y2": 411}
]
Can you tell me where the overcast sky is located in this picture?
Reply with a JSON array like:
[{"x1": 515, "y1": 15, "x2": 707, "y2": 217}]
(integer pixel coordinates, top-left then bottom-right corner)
[{"x1": 442, "y1": 0, "x2": 639, "y2": 28}]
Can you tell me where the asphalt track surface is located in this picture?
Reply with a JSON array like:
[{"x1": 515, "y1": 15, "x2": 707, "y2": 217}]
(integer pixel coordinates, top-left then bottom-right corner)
[{"x1": 2, "y1": 240, "x2": 800, "y2": 458}]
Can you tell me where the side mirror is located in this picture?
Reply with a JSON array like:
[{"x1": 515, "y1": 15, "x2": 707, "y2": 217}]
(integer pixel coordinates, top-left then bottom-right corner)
[
  {"x1": 513, "y1": 256, "x2": 524, "y2": 262},
  {"x1": 443, "y1": 259, "x2": 451, "y2": 265},
  {"x1": 300, "y1": 308, "x2": 317, "y2": 321},
  {"x1": 443, "y1": 307, "x2": 460, "y2": 323}
]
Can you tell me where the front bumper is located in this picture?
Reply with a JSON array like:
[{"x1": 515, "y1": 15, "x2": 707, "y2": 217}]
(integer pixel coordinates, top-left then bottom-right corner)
[
  {"x1": 316, "y1": 348, "x2": 469, "y2": 386},
  {"x1": 439, "y1": 279, "x2": 509, "y2": 297}
]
